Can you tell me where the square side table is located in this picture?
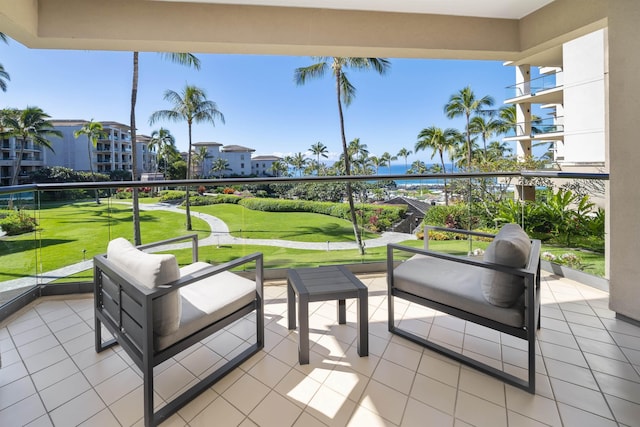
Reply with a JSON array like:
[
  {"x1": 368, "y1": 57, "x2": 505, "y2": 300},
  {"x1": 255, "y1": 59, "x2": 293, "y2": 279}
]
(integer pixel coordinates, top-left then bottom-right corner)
[{"x1": 287, "y1": 265, "x2": 368, "y2": 364}]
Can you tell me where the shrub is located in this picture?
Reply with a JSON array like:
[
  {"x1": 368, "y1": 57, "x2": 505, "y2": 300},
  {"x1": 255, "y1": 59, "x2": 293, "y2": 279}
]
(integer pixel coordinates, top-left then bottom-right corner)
[
  {"x1": 159, "y1": 190, "x2": 185, "y2": 202},
  {"x1": 190, "y1": 194, "x2": 243, "y2": 206},
  {"x1": 0, "y1": 210, "x2": 38, "y2": 235}
]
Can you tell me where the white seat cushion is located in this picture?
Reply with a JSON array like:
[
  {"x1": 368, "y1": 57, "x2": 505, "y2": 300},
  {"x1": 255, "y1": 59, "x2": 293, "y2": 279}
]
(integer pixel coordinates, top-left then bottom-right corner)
[
  {"x1": 106, "y1": 238, "x2": 181, "y2": 335},
  {"x1": 155, "y1": 262, "x2": 257, "y2": 351}
]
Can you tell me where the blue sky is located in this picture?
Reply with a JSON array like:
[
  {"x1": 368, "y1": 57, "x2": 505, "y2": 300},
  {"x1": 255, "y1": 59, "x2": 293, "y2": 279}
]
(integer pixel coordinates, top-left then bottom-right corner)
[{"x1": 1, "y1": 38, "x2": 515, "y2": 164}]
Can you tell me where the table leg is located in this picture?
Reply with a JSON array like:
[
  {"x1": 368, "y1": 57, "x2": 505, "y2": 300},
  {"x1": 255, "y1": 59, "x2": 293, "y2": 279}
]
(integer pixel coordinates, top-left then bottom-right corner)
[
  {"x1": 287, "y1": 279, "x2": 296, "y2": 330},
  {"x1": 337, "y1": 299, "x2": 346, "y2": 324},
  {"x1": 357, "y1": 289, "x2": 368, "y2": 357},
  {"x1": 298, "y1": 294, "x2": 309, "y2": 364}
]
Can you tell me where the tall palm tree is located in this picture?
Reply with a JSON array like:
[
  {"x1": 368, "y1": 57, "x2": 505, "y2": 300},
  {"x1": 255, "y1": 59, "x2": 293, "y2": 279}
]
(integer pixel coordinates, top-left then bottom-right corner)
[
  {"x1": 5, "y1": 107, "x2": 62, "y2": 186},
  {"x1": 130, "y1": 51, "x2": 200, "y2": 244},
  {"x1": 269, "y1": 160, "x2": 287, "y2": 177},
  {"x1": 149, "y1": 85, "x2": 225, "y2": 230},
  {"x1": 397, "y1": 147, "x2": 412, "y2": 172},
  {"x1": 74, "y1": 120, "x2": 106, "y2": 204},
  {"x1": 295, "y1": 57, "x2": 390, "y2": 254},
  {"x1": 408, "y1": 160, "x2": 428, "y2": 174},
  {"x1": 380, "y1": 151, "x2": 397, "y2": 175},
  {"x1": 0, "y1": 33, "x2": 10, "y2": 92},
  {"x1": 416, "y1": 126, "x2": 461, "y2": 205},
  {"x1": 347, "y1": 138, "x2": 369, "y2": 172},
  {"x1": 193, "y1": 146, "x2": 211, "y2": 178},
  {"x1": 369, "y1": 155, "x2": 383, "y2": 175},
  {"x1": 486, "y1": 140, "x2": 513, "y2": 161},
  {"x1": 309, "y1": 141, "x2": 328, "y2": 175},
  {"x1": 148, "y1": 127, "x2": 176, "y2": 176},
  {"x1": 469, "y1": 115, "x2": 501, "y2": 157},
  {"x1": 290, "y1": 152, "x2": 308, "y2": 176},
  {"x1": 444, "y1": 86, "x2": 494, "y2": 169},
  {"x1": 211, "y1": 157, "x2": 230, "y2": 178}
]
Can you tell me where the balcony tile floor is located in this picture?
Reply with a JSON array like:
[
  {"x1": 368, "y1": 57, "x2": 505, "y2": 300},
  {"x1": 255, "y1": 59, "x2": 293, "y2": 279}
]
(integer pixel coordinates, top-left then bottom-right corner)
[{"x1": 1, "y1": 273, "x2": 640, "y2": 426}]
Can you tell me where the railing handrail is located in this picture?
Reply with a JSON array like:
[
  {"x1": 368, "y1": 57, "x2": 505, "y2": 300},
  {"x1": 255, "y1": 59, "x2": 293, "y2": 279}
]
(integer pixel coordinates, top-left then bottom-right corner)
[{"x1": 0, "y1": 170, "x2": 609, "y2": 196}]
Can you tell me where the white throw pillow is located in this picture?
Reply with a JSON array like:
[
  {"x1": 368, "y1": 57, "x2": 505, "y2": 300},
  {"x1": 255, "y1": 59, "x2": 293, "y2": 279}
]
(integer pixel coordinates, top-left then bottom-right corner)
[
  {"x1": 481, "y1": 224, "x2": 532, "y2": 307},
  {"x1": 106, "y1": 238, "x2": 181, "y2": 335}
]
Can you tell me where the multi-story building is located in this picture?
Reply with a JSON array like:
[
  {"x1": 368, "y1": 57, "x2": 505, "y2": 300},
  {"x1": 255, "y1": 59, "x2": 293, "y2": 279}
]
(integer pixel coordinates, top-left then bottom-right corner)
[
  {"x1": 251, "y1": 155, "x2": 282, "y2": 177},
  {"x1": 192, "y1": 142, "x2": 274, "y2": 177},
  {"x1": 504, "y1": 29, "x2": 606, "y2": 174},
  {"x1": 0, "y1": 120, "x2": 157, "y2": 185}
]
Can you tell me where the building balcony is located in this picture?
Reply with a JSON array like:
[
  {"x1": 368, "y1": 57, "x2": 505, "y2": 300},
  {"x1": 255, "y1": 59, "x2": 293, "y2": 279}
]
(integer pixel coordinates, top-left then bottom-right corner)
[
  {"x1": 1, "y1": 172, "x2": 631, "y2": 426},
  {"x1": 505, "y1": 73, "x2": 564, "y2": 105}
]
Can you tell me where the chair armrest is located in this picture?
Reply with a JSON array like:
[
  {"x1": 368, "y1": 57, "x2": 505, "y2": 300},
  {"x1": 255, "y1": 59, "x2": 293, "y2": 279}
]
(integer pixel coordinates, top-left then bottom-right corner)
[{"x1": 137, "y1": 234, "x2": 199, "y2": 263}]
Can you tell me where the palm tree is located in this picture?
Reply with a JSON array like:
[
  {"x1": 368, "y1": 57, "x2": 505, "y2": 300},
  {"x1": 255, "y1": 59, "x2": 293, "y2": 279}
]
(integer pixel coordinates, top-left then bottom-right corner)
[
  {"x1": 290, "y1": 152, "x2": 308, "y2": 177},
  {"x1": 380, "y1": 151, "x2": 397, "y2": 175},
  {"x1": 408, "y1": 160, "x2": 428, "y2": 174},
  {"x1": 193, "y1": 146, "x2": 211, "y2": 178},
  {"x1": 211, "y1": 157, "x2": 230, "y2": 178},
  {"x1": 444, "y1": 86, "x2": 494, "y2": 169},
  {"x1": 469, "y1": 115, "x2": 501, "y2": 157},
  {"x1": 74, "y1": 120, "x2": 106, "y2": 204},
  {"x1": 397, "y1": 147, "x2": 412, "y2": 172},
  {"x1": 0, "y1": 33, "x2": 10, "y2": 92},
  {"x1": 486, "y1": 140, "x2": 513, "y2": 161},
  {"x1": 269, "y1": 160, "x2": 287, "y2": 177},
  {"x1": 416, "y1": 126, "x2": 461, "y2": 205},
  {"x1": 294, "y1": 57, "x2": 390, "y2": 254},
  {"x1": 130, "y1": 51, "x2": 200, "y2": 244},
  {"x1": 4, "y1": 107, "x2": 62, "y2": 187},
  {"x1": 309, "y1": 141, "x2": 328, "y2": 175},
  {"x1": 148, "y1": 127, "x2": 176, "y2": 176},
  {"x1": 347, "y1": 138, "x2": 369, "y2": 172},
  {"x1": 369, "y1": 156, "x2": 383, "y2": 175},
  {"x1": 149, "y1": 85, "x2": 225, "y2": 230}
]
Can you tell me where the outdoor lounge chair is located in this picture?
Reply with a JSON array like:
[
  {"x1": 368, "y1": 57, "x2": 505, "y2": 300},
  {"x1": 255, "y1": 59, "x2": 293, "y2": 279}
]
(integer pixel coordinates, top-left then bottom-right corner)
[{"x1": 93, "y1": 234, "x2": 264, "y2": 426}]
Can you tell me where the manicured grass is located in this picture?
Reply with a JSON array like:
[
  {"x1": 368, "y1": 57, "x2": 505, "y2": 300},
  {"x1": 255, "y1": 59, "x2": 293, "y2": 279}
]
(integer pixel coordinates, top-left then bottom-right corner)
[
  {"x1": 191, "y1": 203, "x2": 378, "y2": 242},
  {"x1": 0, "y1": 202, "x2": 209, "y2": 283},
  {"x1": 53, "y1": 239, "x2": 425, "y2": 283}
]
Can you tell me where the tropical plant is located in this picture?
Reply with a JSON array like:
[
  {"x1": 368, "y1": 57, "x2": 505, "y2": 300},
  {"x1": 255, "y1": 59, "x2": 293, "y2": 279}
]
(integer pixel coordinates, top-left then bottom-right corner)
[
  {"x1": 148, "y1": 127, "x2": 177, "y2": 176},
  {"x1": 408, "y1": 160, "x2": 428, "y2": 174},
  {"x1": 74, "y1": 119, "x2": 106, "y2": 203},
  {"x1": 3, "y1": 107, "x2": 62, "y2": 187},
  {"x1": 193, "y1": 146, "x2": 211, "y2": 178},
  {"x1": 380, "y1": 152, "x2": 397, "y2": 175},
  {"x1": 309, "y1": 141, "x2": 328, "y2": 175},
  {"x1": 469, "y1": 115, "x2": 502, "y2": 157},
  {"x1": 129, "y1": 51, "x2": 200, "y2": 244},
  {"x1": 347, "y1": 138, "x2": 369, "y2": 171},
  {"x1": 294, "y1": 57, "x2": 390, "y2": 254},
  {"x1": 415, "y1": 126, "x2": 461, "y2": 205},
  {"x1": 149, "y1": 84, "x2": 225, "y2": 230},
  {"x1": 0, "y1": 33, "x2": 9, "y2": 92},
  {"x1": 370, "y1": 156, "x2": 383, "y2": 175},
  {"x1": 290, "y1": 152, "x2": 308, "y2": 177},
  {"x1": 397, "y1": 147, "x2": 412, "y2": 172},
  {"x1": 269, "y1": 160, "x2": 288, "y2": 177},
  {"x1": 444, "y1": 86, "x2": 494, "y2": 170},
  {"x1": 211, "y1": 157, "x2": 230, "y2": 178}
]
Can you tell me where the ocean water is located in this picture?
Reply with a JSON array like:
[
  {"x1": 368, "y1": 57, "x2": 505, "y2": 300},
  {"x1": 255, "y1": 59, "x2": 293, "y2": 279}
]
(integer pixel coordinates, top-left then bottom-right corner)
[{"x1": 374, "y1": 163, "x2": 453, "y2": 186}]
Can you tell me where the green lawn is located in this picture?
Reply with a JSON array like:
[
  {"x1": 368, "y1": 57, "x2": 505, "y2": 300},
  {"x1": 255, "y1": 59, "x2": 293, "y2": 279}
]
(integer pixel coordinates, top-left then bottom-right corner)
[
  {"x1": 0, "y1": 202, "x2": 209, "y2": 283},
  {"x1": 191, "y1": 203, "x2": 378, "y2": 242},
  {"x1": 1, "y1": 201, "x2": 606, "y2": 284}
]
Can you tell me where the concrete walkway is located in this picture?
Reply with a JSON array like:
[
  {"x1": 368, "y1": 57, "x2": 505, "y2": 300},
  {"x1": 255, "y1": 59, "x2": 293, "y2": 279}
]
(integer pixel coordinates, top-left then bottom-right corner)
[{"x1": 1, "y1": 202, "x2": 415, "y2": 291}]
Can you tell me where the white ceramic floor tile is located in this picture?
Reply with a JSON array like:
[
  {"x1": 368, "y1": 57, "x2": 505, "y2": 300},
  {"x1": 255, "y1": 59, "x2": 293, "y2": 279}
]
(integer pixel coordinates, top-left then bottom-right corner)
[
  {"x1": 223, "y1": 372, "x2": 271, "y2": 414},
  {"x1": 39, "y1": 371, "x2": 91, "y2": 411},
  {"x1": 550, "y1": 377, "x2": 613, "y2": 419},
  {"x1": 401, "y1": 397, "x2": 453, "y2": 427},
  {"x1": 0, "y1": 393, "x2": 46, "y2": 426},
  {"x1": 458, "y1": 367, "x2": 505, "y2": 406},
  {"x1": 455, "y1": 391, "x2": 507, "y2": 427},
  {"x1": 190, "y1": 396, "x2": 245, "y2": 427},
  {"x1": 307, "y1": 385, "x2": 357, "y2": 427},
  {"x1": 409, "y1": 373, "x2": 456, "y2": 415},
  {"x1": 557, "y1": 402, "x2": 618, "y2": 427},
  {"x1": 0, "y1": 375, "x2": 36, "y2": 411},
  {"x1": 372, "y1": 358, "x2": 415, "y2": 395},
  {"x1": 49, "y1": 389, "x2": 106, "y2": 426},
  {"x1": 604, "y1": 393, "x2": 640, "y2": 427},
  {"x1": 249, "y1": 390, "x2": 302, "y2": 427}
]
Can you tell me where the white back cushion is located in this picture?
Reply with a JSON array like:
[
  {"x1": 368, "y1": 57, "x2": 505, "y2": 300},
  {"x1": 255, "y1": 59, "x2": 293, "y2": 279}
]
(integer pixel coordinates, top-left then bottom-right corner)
[
  {"x1": 481, "y1": 224, "x2": 532, "y2": 307},
  {"x1": 107, "y1": 238, "x2": 181, "y2": 335}
]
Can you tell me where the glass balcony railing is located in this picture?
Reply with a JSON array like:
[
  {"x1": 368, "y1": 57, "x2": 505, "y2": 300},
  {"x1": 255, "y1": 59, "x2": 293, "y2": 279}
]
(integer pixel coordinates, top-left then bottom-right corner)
[
  {"x1": 505, "y1": 72, "x2": 563, "y2": 99},
  {"x1": 503, "y1": 117, "x2": 564, "y2": 138},
  {"x1": 0, "y1": 170, "x2": 608, "y2": 319}
]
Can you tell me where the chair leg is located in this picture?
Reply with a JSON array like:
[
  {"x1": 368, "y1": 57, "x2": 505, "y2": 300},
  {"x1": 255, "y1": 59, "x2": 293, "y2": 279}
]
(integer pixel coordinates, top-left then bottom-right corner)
[{"x1": 143, "y1": 364, "x2": 154, "y2": 427}]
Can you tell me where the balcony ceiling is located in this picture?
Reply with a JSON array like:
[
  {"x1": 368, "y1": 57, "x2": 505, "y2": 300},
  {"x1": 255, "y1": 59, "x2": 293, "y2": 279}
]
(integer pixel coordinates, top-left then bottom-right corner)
[
  {"x1": 157, "y1": 0, "x2": 555, "y2": 19},
  {"x1": 0, "y1": 0, "x2": 605, "y2": 62}
]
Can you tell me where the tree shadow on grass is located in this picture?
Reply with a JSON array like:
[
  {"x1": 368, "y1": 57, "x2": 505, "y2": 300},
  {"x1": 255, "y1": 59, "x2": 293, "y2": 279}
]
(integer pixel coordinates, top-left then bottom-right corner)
[
  {"x1": 0, "y1": 238, "x2": 74, "y2": 257},
  {"x1": 229, "y1": 223, "x2": 375, "y2": 242}
]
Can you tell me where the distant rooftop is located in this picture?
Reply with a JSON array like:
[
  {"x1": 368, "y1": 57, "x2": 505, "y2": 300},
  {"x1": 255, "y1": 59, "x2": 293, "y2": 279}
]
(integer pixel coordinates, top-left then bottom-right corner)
[
  {"x1": 222, "y1": 144, "x2": 256, "y2": 152},
  {"x1": 251, "y1": 155, "x2": 281, "y2": 161},
  {"x1": 193, "y1": 141, "x2": 223, "y2": 147}
]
